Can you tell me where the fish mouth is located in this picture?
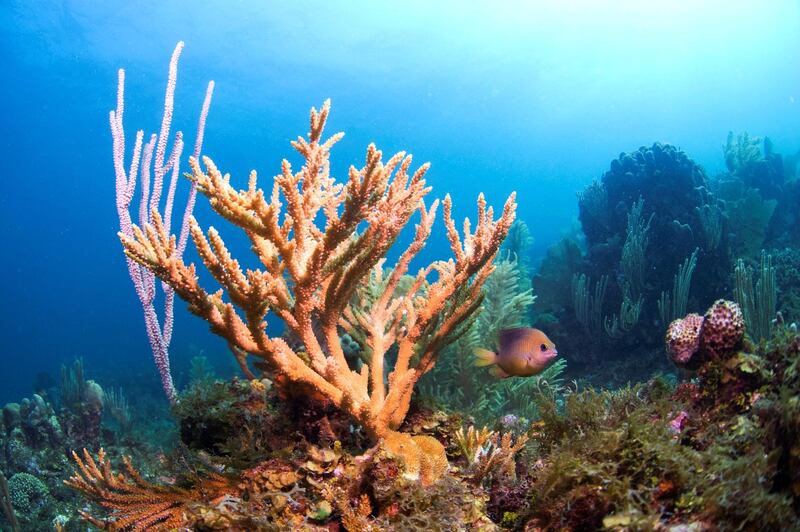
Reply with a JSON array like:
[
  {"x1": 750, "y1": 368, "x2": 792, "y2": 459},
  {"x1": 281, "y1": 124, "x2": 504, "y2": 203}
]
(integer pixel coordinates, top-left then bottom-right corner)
[
  {"x1": 541, "y1": 350, "x2": 558, "y2": 365},
  {"x1": 526, "y1": 350, "x2": 558, "y2": 368}
]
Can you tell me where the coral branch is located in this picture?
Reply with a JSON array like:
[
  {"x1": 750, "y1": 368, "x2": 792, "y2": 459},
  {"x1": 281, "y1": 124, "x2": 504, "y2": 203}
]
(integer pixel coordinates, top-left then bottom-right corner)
[
  {"x1": 455, "y1": 426, "x2": 529, "y2": 484},
  {"x1": 120, "y1": 97, "x2": 516, "y2": 441}
]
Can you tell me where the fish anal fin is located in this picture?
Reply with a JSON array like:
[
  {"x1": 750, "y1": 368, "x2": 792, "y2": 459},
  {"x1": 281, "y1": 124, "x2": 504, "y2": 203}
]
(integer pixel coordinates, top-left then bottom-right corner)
[{"x1": 489, "y1": 366, "x2": 510, "y2": 379}]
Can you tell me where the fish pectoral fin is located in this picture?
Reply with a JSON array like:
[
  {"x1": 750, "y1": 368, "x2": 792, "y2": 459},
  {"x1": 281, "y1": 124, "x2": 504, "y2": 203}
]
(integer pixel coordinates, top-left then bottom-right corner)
[
  {"x1": 473, "y1": 348, "x2": 497, "y2": 367},
  {"x1": 489, "y1": 366, "x2": 510, "y2": 379}
]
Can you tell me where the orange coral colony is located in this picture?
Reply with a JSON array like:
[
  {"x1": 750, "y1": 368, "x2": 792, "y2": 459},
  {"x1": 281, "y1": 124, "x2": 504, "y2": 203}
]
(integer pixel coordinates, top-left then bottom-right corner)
[{"x1": 120, "y1": 99, "x2": 516, "y2": 446}]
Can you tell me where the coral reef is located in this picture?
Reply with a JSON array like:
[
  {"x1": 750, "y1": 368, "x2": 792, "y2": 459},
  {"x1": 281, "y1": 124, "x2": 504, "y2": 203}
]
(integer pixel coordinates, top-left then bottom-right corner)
[
  {"x1": 65, "y1": 382, "x2": 512, "y2": 530},
  {"x1": 65, "y1": 42, "x2": 524, "y2": 531},
  {"x1": 580, "y1": 143, "x2": 707, "y2": 261},
  {"x1": 46, "y1": 43, "x2": 800, "y2": 531},
  {"x1": 55, "y1": 317, "x2": 800, "y2": 531}
]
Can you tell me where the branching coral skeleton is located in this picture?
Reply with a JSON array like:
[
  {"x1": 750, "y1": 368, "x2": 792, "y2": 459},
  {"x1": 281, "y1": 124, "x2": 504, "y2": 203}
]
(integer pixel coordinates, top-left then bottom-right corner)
[
  {"x1": 455, "y1": 425, "x2": 529, "y2": 484},
  {"x1": 65, "y1": 448, "x2": 231, "y2": 531},
  {"x1": 121, "y1": 96, "x2": 516, "y2": 441}
]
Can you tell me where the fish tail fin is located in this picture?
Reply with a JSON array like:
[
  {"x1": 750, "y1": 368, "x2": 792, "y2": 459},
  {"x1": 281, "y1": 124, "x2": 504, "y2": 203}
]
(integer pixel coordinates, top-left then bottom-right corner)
[{"x1": 473, "y1": 347, "x2": 497, "y2": 367}]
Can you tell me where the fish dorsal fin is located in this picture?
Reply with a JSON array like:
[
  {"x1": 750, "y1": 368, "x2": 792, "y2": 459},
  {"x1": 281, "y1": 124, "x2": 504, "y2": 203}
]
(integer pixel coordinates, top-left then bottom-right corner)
[{"x1": 499, "y1": 327, "x2": 536, "y2": 352}]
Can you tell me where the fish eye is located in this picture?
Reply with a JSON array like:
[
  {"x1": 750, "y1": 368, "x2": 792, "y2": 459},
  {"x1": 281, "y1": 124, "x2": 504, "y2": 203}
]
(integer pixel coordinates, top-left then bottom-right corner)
[{"x1": 540, "y1": 343, "x2": 547, "y2": 352}]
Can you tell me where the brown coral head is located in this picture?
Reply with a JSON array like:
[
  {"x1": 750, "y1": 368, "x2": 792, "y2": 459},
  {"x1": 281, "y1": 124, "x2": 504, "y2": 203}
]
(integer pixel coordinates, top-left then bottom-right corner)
[
  {"x1": 304, "y1": 444, "x2": 341, "y2": 475},
  {"x1": 378, "y1": 432, "x2": 448, "y2": 487},
  {"x1": 701, "y1": 299, "x2": 745, "y2": 360},
  {"x1": 239, "y1": 458, "x2": 299, "y2": 496},
  {"x1": 666, "y1": 313, "x2": 704, "y2": 369}
]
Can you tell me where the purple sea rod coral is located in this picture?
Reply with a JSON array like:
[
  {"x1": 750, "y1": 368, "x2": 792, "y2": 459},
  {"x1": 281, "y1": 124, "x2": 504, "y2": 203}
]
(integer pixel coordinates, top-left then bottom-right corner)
[{"x1": 111, "y1": 42, "x2": 214, "y2": 402}]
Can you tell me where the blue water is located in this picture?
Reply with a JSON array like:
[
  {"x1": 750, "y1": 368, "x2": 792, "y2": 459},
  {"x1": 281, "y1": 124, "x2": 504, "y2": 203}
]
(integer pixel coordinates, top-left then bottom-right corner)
[{"x1": 1, "y1": 0, "x2": 799, "y2": 404}]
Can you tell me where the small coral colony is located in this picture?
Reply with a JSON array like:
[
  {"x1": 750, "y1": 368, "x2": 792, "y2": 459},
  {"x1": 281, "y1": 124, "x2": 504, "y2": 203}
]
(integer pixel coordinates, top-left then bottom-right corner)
[{"x1": 3, "y1": 43, "x2": 800, "y2": 532}]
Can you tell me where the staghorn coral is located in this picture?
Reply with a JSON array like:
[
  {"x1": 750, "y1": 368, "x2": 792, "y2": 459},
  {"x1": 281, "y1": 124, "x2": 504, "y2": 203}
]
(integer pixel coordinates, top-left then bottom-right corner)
[
  {"x1": 331, "y1": 491, "x2": 373, "y2": 532},
  {"x1": 454, "y1": 426, "x2": 495, "y2": 466},
  {"x1": 342, "y1": 263, "x2": 418, "y2": 368},
  {"x1": 120, "y1": 98, "x2": 516, "y2": 444}
]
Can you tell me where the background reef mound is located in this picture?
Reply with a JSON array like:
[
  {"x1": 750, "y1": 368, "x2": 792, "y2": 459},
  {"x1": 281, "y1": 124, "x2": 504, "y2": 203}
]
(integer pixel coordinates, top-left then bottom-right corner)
[
  {"x1": 533, "y1": 134, "x2": 800, "y2": 386},
  {"x1": 580, "y1": 142, "x2": 709, "y2": 265},
  {"x1": 534, "y1": 142, "x2": 727, "y2": 381},
  {"x1": 589, "y1": 143, "x2": 730, "y2": 293}
]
